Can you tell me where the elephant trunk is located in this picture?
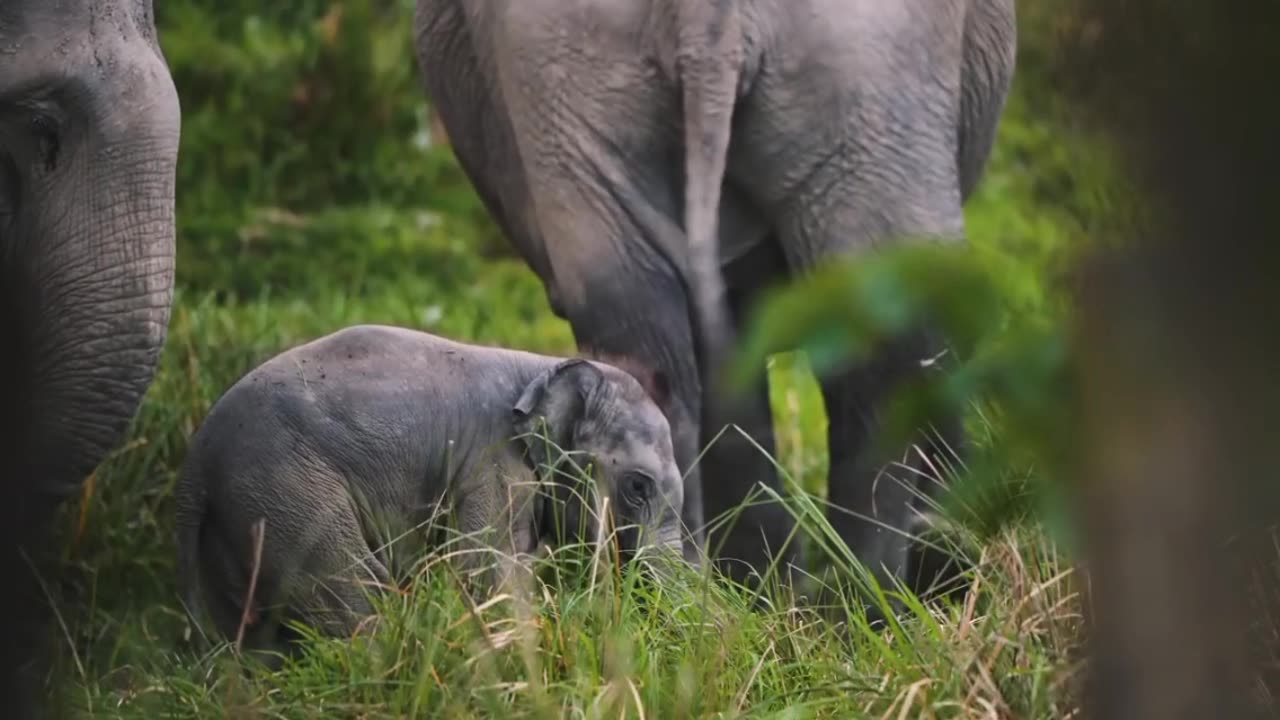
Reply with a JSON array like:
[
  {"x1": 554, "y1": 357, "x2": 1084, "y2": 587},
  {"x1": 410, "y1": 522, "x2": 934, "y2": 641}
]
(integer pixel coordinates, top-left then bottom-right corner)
[
  {"x1": 633, "y1": 520, "x2": 697, "y2": 586},
  {"x1": 7, "y1": 85, "x2": 180, "y2": 508},
  {"x1": 644, "y1": 516, "x2": 696, "y2": 569},
  {"x1": 662, "y1": 523, "x2": 686, "y2": 558}
]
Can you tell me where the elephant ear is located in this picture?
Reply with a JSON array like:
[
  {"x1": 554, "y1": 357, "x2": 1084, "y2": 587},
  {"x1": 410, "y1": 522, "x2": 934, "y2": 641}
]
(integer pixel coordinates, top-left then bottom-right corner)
[{"x1": 513, "y1": 359, "x2": 605, "y2": 473}]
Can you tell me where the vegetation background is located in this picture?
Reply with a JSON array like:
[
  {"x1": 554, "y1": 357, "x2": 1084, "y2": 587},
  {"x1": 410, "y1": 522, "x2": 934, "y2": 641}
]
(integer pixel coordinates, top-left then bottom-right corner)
[{"x1": 45, "y1": 2, "x2": 1119, "y2": 717}]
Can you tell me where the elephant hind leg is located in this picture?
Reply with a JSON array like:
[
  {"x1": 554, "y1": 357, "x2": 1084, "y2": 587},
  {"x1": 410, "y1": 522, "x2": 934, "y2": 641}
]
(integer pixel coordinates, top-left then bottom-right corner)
[
  {"x1": 197, "y1": 480, "x2": 394, "y2": 660},
  {"x1": 739, "y1": 109, "x2": 970, "y2": 610},
  {"x1": 818, "y1": 331, "x2": 966, "y2": 605},
  {"x1": 699, "y1": 240, "x2": 804, "y2": 593},
  {"x1": 193, "y1": 515, "x2": 302, "y2": 663},
  {"x1": 288, "y1": 563, "x2": 387, "y2": 647},
  {"x1": 288, "y1": 497, "x2": 395, "y2": 646},
  {"x1": 485, "y1": 14, "x2": 707, "y2": 558},
  {"x1": 563, "y1": 264, "x2": 707, "y2": 561}
]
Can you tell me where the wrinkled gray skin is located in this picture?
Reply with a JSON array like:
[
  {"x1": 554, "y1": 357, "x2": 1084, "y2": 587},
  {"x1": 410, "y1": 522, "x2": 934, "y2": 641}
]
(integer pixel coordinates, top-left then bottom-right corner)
[
  {"x1": 412, "y1": 0, "x2": 1018, "y2": 599},
  {"x1": 0, "y1": 1, "x2": 179, "y2": 712},
  {"x1": 175, "y1": 325, "x2": 685, "y2": 657}
]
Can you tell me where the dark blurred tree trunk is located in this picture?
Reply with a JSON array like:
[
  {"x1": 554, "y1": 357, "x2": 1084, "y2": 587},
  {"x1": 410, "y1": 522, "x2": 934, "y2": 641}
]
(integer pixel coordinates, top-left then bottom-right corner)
[{"x1": 1047, "y1": 1, "x2": 1280, "y2": 717}]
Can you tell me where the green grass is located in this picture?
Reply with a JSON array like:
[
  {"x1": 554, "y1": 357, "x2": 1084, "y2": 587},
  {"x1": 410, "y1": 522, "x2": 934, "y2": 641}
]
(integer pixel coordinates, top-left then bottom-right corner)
[
  {"x1": 41, "y1": 65, "x2": 1103, "y2": 717},
  {"x1": 53, "y1": 286, "x2": 1083, "y2": 716}
]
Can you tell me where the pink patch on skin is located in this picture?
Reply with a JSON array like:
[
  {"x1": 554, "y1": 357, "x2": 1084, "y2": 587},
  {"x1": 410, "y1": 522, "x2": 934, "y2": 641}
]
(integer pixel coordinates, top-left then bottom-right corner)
[{"x1": 582, "y1": 352, "x2": 672, "y2": 411}]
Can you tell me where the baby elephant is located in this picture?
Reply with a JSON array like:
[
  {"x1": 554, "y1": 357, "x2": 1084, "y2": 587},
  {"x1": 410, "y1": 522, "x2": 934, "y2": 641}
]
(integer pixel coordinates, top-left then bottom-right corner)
[{"x1": 174, "y1": 324, "x2": 685, "y2": 656}]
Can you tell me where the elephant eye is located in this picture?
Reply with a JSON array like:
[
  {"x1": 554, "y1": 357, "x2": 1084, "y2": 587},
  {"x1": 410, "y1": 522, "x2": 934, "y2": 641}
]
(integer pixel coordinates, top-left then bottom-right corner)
[
  {"x1": 621, "y1": 472, "x2": 655, "y2": 507},
  {"x1": 17, "y1": 110, "x2": 61, "y2": 172},
  {"x1": 28, "y1": 112, "x2": 60, "y2": 172}
]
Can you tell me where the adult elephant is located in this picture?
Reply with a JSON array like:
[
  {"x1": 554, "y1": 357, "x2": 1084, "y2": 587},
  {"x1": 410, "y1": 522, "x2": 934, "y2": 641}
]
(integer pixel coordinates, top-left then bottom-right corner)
[
  {"x1": 412, "y1": 0, "x2": 1017, "y2": 598},
  {"x1": 0, "y1": 1, "x2": 180, "y2": 713}
]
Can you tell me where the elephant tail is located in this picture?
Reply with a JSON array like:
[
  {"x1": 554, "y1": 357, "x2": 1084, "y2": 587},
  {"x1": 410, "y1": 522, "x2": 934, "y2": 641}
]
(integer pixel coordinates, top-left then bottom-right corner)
[{"x1": 677, "y1": 0, "x2": 744, "y2": 388}]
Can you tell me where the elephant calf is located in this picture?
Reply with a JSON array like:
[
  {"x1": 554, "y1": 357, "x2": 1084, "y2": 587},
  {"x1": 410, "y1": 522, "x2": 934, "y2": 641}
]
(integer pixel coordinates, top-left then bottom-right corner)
[{"x1": 175, "y1": 324, "x2": 685, "y2": 656}]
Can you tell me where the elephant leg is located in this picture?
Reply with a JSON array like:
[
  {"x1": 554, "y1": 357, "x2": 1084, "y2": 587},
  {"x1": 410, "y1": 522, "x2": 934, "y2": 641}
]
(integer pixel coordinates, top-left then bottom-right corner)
[
  {"x1": 725, "y1": 21, "x2": 972, "y2": 604},
  {"x1": 488, "y1": 140, "x2": 704, "y2": 557},
  {"x1": 0, "y1": 492, "x2": 59, "y2": 718},
  {"x1": 293, "y1": 563, "x2": 386, "y2": 643},
  {"x1": 565, "y1": 268, "x2": 706, "y2": 561},
  {"x1": 287, "y1": 524, "x2": 392, "y2": 657},
  {"x1": 485, "y1": 23, "x2": 705, "y2": 559},
  {"x1": 902, "y1": 393, "x2": 972, "y2": 605},
  {"x1": 819, "y1": 330, "x2": 964, "y2": 606},
  {"x1": 700, "y1": 239, "x2": 803, "y2": 590}
]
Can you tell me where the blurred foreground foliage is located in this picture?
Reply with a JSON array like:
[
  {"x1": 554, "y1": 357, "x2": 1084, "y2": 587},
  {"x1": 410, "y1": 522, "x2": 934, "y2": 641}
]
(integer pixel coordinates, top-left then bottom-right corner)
[{"x1": 733, "y1": 244, "x2": 1082, "y2": 546}]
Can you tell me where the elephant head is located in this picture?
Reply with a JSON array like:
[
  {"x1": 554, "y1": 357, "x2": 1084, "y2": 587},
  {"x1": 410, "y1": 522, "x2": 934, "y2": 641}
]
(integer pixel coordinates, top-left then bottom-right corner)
[
  {"x1": 0, "y1": 3, "x2": 179, "y2": 710},
  {"x1": 513, "y1": 359, "x2": 687, "y2": 561},
  {"x1": 0, "y1": 0, "x2": 180, "y2": 511}
]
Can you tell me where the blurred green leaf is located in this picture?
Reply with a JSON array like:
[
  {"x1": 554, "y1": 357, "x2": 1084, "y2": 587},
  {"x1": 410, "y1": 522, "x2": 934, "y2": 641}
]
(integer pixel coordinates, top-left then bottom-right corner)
[
  {"x1": 730, "y1": 243, "x2": 1008, "y2": 390},
  {"x1": 731, "y1": 240, "x2": 1080, "y2": 539}
]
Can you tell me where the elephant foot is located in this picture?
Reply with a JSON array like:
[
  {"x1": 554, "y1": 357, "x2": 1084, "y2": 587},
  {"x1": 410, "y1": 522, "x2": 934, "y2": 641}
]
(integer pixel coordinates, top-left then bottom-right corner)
[
  {"x1": 708, "y1": 514, "x2": 807, "y2": 604},
  {"x1": 804, "y1": 511, "x2": 977, "y2": 637},
  {"x1": 904, "y1": 511, "x2": 975, "y2": 607}
]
